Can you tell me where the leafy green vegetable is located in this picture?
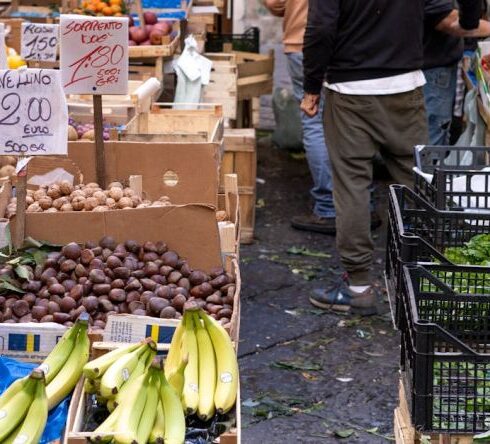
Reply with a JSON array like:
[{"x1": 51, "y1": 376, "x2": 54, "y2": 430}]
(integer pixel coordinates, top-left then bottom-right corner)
[{"x1": 444, "y1": 234, "x2": 490, "y2": 265}]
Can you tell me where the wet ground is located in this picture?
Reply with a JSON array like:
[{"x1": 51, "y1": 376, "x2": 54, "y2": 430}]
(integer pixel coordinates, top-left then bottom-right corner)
[{"x1": 238, "y1": 135, "x2": 399, "y2": 443}]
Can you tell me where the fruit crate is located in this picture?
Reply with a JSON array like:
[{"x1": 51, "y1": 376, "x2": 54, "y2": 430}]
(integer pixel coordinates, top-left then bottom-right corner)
[
  {"x1": 414, "y1": 145, "x2": 490, "y2": 211},
  {"x1": 67, "y1": 78, "x2": 161, "y2": 123},
  {"x1": 203, "y1": 49, "x2": 274, "y2": 126},
  {"x1": 64, "y1": 341, "x2": 241, "y2": 443},
  {"x1": 205, "y1": 27, "x2": 260, "y2": 53},
  {"x1": 128, "y1": 20, "x2": 181, "y2": 58},
  {"x1": 385, "y1": 184, "x2": 490, "y2": 329},
  {"x1": 221, "y1": 128, "x2": 256, "y2": 244},
  {"x1": 399, "y1": 263, "x2": 490, "y2": 434}
]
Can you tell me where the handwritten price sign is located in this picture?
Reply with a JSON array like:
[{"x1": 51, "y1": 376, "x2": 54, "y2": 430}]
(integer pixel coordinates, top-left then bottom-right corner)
[
  {"x1": 21, "y1": 23, "x2": 59, "y2": 62},
  {"x1": 60, "y1": 15, "x2": 128, "y2": 95},
  {"x1": 0, "y1": 69, "x2": 68, "y2": 155}
]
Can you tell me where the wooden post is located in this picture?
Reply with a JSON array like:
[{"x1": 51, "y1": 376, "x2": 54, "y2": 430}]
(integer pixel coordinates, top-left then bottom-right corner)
[
  {"x1": 92, "y1": 94, "x2": 106, "y2": 188},
  {"x1": 14, "y1": 167, "x2": 27, "y2": 249}
]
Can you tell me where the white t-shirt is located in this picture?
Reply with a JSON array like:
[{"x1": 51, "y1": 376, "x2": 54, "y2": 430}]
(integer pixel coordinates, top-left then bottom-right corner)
[{"x1": 325, "y1": 70, "x2": 426, "y2": 95}]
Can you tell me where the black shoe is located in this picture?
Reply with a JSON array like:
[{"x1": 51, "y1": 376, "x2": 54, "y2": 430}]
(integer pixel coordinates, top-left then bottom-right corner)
[
  {"x1": 310, "y1": 276, "x2": 379, "y2": 316},
  {"x1": 291, "y1": 213, "x2": 382, "y2": 235},
  {"x1": 291, "y1": 214, "x2": 336, "y2": 235}
]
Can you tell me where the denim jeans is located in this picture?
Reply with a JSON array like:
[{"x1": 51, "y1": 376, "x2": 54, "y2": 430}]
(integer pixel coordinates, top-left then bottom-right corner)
[
  {"x1": 286, "y1": 52, "x2": 336, "y2": 218},
  {"x1": 423, "y1": 64, "x2": 458, "y2": 145}
]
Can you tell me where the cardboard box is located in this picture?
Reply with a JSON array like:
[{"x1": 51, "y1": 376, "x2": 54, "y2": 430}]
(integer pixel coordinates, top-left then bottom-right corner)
[{"x1": 66, "y1": 140, "x2": 221, "y2": 205}]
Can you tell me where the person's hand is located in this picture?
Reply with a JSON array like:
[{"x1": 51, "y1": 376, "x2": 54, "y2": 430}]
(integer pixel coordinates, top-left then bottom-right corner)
[{"x1": 301, "y1": 93, "x2": 320, "y2": 117}]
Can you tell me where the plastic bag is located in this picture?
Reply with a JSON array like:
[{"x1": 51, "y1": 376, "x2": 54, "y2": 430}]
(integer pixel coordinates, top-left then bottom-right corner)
[
  {"x1": 0, "y1": 356, "x2": 71, "y2": 444},
  {"x1": 173, "y1": 36, "x2": 212, "y2": 109},
  {"x1": 271, "y1": 88, "x2": 303, "y2": 150}
]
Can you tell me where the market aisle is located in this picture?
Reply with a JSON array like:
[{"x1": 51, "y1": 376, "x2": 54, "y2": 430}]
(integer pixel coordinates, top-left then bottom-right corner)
[{"x1": 239, "y1": 136, "x2": 399, "y2": 443}]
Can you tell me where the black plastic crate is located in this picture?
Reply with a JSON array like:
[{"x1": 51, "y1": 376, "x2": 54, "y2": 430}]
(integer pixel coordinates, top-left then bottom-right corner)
[
  {"x1": 385, "y1": 185, "x2": 490, "y2": 328},
  {"x1": 414, "y1": 145, "x2": 490, "y2": 211},
  {"x1": 205, "y1": 27, "x2": 260, "y2": 53},
  {"x1": 400, "y1": 264, "x2": 490, "y2": 433}
]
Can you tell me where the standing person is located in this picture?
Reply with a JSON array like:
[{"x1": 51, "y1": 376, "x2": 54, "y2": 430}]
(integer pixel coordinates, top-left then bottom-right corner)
[
  {"x1": 265, "y1": 0, "x2": 337, "y2": 234},
  {"x1": 424, "y1": 1, "x2": 490, "y2": 145},
  {"x1": 301, "y1": 0, "x2": 480, "y2": 315}
]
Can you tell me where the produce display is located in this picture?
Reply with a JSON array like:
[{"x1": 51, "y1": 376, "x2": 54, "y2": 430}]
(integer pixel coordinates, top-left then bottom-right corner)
[
  {"x1": 165, "y1": 308, "x2": 239, "y2": 418},
  {"x1": 445, "y1": 234, "x2": 490, "y2": 266},
  {"x1": 128, "y1": 13, "x2": 173, "y2": 47},
  {"x1": 0, "y1": 237, "x2": 236, "y2": 327},
  {"x1": 5, "y1": 181, "x2": 172, "y2": 217},
  {"x1": 73, "y1": 0, "x2": 128, "y2": 17},
  {"x1": 80, "y1": 308, "x2": 238, "y2": 443},
  {"x1": 68, "y1": 118, "x2": 114, "y2": 141},
  {"x1": 0, "y1": 155, "x2": 16, "y2": 179},
  {"x1": 0, "y1": 317, "x2": 89, "y2": 442}
]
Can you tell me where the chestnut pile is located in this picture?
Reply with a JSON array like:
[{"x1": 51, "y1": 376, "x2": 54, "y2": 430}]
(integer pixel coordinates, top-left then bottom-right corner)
[
  {"x1": 0, "y1": 237, "x2": 235, "y2": 330},
  {"x1": 5, "y1": 181, "x2": 171, "y2": 217}
]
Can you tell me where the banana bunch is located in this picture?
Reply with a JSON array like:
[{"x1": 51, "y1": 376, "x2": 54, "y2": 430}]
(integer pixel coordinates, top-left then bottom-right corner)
[
  {"x1": 165, "y1": 308, "x2": 239, "y2": 420},
  {"x1": 89, "y1": 359, "x2": 185, "y2": 444},
  {"x1": 0, "y1": 313, "x2": 90, "y2": 432},
  {"x1": 0, "y1": 369, "x2": 48, "y2": 444},
  {"x1": 43, "y1": 314, "x2": 91, "y2": 410},
  {"x1": 83, "y1": 338, "x2": 157, "y2": 412}
]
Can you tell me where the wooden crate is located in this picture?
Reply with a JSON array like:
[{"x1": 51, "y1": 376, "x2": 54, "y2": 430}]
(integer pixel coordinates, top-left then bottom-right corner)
[
  {"x1": 192, "y1": 0, "x2": 224, "y2": 9},
  {"x1": 220, "y1": 128, "x2": 256, "y2": 244},
  {"x1": 67, "y1": 78, "x2": 161, "y2": 121},
  {"x1": 188, "y1": 5, "x2": 218, "y2": 33},
  {"x1": 203, "y1": 49, "x2": 274, "y2": 125},
  {"x1": 129, "y1": 58, "x2": 164, "y2": 84},
  {"x1": 128, "y1": 22, "x2": 180, "y2": 58},
  {"x1": 395, "y1": 380, "x2": 474, "y2": 444},
  {"x1": 122, "y1": 102, "x2": 224, "y2": 144}
]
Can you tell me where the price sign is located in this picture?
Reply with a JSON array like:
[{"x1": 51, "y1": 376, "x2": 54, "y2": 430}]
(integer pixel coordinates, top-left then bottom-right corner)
[
  {"x1": 60, "y1": 15, "x2": 129, "y2": 95},
  {"x1": 0, "y1": 69, "x2": 68, "y2": 155},
  {"x1": 21, "y1": 23, "x2": 59, "y2": 62}
]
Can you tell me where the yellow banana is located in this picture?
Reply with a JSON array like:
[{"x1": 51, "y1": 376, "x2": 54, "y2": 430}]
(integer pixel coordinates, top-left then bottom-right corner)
[
  {"x1": 84, "y1": 377, "x2": 100, "y2": 395},
  {"x1": 167, "y1": 354, "x2": 188, "y2": 398},
  {"x1": 93, "y1": 403, "x2": 122, "y2": 444},
  {"x1": 194, "y1": 313, "x2": 216, "y2": 421},
  {"x1": 114, "y1": 348, "x2": 151, "y2": 407},
  {"x1": 159, "y1": 371, "x2": 185, "y2": 444},
  {"x1": 0, "y1": 376, "x2": 28, "y2": 410},
  {"x1": 149, "y1": 400, "x2": 165, "y2": 444},
  {"x1": 0, "y1": 371, "x2": 38, "y2": 440},
  {"x1": 83, "y1": 342, "x2": 141, "y2": 380},
  {"x1": 136, "y1": 371, "x2": 159, "y2": 444},
  {"x1": 164, "y1": 319, "x2": 185, "y2": 378},
  {"x1": 114, "y1": 373, "x2": 147, "y2": 444},
  {"x1": 7, "y1": 370, "x2": 48, "y2": 444},
  {"x1": 46, "y1": 324, "x2": 90, "y2": 410},
  {"x1": 39, "y1": 320, "x2": 83, "y2": 384},
  {"x1": 107, "y1": 398, "x2": 117, "y2": 413},
  {"x1": 100, "y1": 341, "x2": 153, "y2": 399},
  {"x1": 182, "y1": 312, "x2": 199, "y2": 415},
  {"x1": 199, "y1": 310, "x2": 238, "y2": 414}
]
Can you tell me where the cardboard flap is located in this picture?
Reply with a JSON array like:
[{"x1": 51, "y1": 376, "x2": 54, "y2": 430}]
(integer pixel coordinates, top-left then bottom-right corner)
[
  {"x1": 14, "y1": 204, "x2": 222, "y2": 270},
  {"x1": 67, "y1": 141, "x2": 220, "y2": 205}
]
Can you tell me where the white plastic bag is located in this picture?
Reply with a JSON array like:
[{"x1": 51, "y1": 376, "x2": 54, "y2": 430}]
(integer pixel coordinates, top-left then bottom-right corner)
[{"x1": 173, "y1": 36, "x2": 212, "y2": 109}]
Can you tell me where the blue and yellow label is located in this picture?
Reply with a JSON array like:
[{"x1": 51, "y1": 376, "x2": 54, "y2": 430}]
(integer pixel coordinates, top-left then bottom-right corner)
[
  {"x1": 145, "y1": 324, "x2": 175, "y2": 345},
  {"x1": 8, "y1": 333, "x2": 40, "y2": 352}
]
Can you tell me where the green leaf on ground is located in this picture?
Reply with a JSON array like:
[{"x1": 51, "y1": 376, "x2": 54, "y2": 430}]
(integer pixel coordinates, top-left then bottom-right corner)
[
  {"x1": 256, "y1": 198, "x2": 266, "y2": 208},
  {"x1": 335, "y1": 429, "x2": 355, "y2": 438},
  {"x1": 287, "y1": 246, "x2": 331, "y2": 258},
  {"x1": 271, "y1": 360, "x2": 322, "y2": 371}
]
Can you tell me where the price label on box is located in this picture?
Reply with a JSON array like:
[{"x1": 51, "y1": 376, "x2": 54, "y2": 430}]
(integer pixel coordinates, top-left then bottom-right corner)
[
  {"x1": 60, "y1": 15, "x2": 129, "y2": 95},
  {"x1": 0, "y1": 69, "x2": 68, "y2": 155},
  {"x1": 21, "y1": 23, "x2": 59, "y2": 62}
]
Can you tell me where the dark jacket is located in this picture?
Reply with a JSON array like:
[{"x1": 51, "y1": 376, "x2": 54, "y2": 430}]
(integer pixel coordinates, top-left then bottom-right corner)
[
  {"x1": 424, "y1": 0, "x2": 463, "y2": 69},
  {"x1": 303, "y1": 0, "x2": 481, "y2": 93}
]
